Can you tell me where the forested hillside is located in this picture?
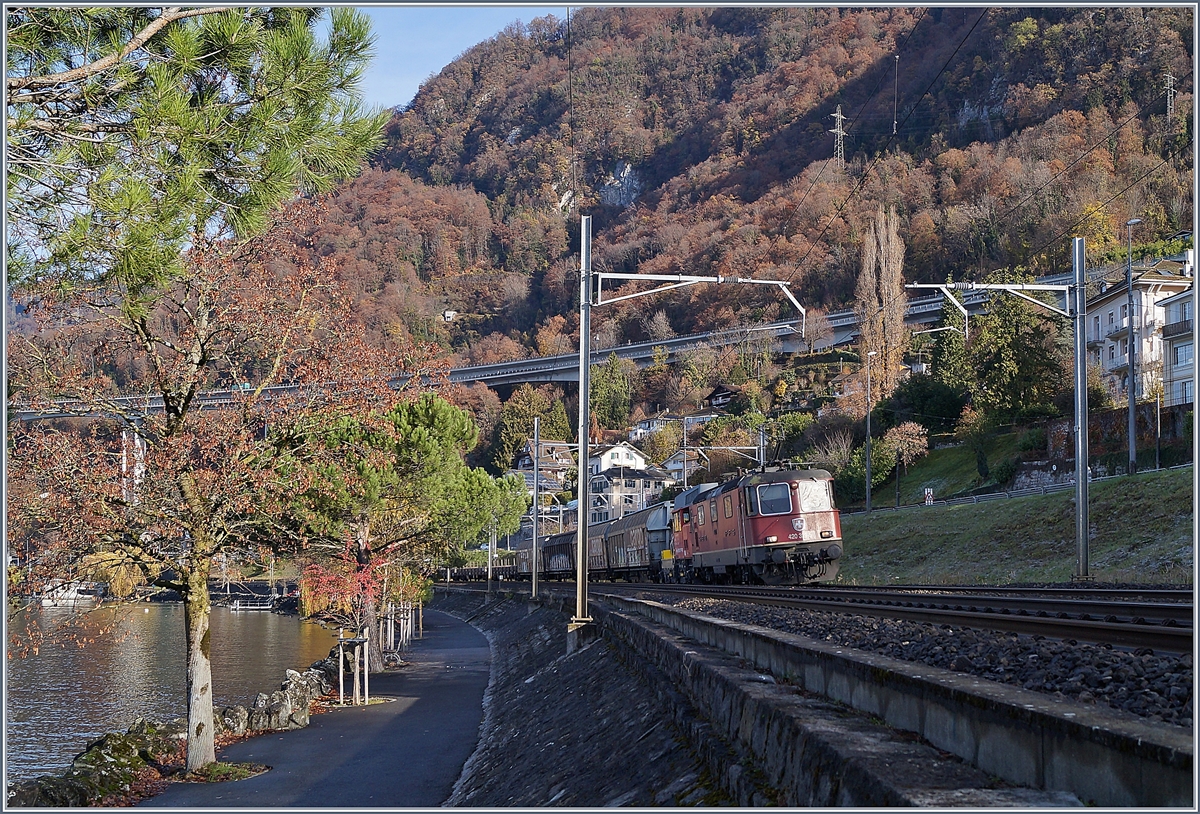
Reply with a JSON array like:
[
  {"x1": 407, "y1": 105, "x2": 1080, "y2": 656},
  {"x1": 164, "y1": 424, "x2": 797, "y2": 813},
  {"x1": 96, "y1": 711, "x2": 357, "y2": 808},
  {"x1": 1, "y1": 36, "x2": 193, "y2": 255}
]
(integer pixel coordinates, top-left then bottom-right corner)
[{"x1": 301, "y1": 7, "x2": 1191, "y2": 361}]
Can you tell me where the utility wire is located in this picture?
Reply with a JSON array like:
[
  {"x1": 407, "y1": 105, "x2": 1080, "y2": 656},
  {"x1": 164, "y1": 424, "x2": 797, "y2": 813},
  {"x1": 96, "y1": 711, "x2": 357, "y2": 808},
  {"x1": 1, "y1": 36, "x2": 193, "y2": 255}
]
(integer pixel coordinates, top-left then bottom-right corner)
[
  {"x1": 776, "y1": 8, "x2": 929, "y2": 239},
  {"x1": 1023, "y1": 136, "x2": 1194, "y2": 268},
  {"x1": 992, "y1": 90, "x2": 1169, "y2": 231},
  {"x1": 782, "y1": 8, "x2": 988, "y2": 287}
]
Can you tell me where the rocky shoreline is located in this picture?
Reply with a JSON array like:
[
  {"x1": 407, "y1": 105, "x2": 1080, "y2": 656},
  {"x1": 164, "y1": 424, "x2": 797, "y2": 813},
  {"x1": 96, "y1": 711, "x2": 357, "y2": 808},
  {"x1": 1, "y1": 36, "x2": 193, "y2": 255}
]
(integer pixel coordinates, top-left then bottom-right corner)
[{"x1": 5, "y1": 649, "x2": 349, "y2": 807}]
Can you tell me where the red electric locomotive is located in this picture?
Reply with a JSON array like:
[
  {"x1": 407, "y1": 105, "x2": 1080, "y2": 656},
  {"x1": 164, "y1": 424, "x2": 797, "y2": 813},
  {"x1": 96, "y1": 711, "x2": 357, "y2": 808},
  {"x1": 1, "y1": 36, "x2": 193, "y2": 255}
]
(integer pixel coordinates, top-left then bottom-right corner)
[{"x1": 670, "y1": 466, "x2": 841, "y2": 585}]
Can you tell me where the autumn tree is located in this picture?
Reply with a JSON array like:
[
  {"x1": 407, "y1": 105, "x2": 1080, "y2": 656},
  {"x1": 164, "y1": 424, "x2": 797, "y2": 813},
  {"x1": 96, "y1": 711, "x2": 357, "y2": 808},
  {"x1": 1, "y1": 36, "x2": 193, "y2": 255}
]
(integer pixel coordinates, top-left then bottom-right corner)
[
  {"x1": 6, "y1": 208, "x2": 416, "y2": 773},
  {"x1": 855, "y1": 205, "x2": 908, "y2": 399},
  {"x1": 883, "y1": 421, "x2": 929, "y2": 504},
  {"x1": 296, "y1": 394, "x2": 527, "y2": 671},
  {"x1": 6, "y1": 7, "x2": 389, "y2": 288}
]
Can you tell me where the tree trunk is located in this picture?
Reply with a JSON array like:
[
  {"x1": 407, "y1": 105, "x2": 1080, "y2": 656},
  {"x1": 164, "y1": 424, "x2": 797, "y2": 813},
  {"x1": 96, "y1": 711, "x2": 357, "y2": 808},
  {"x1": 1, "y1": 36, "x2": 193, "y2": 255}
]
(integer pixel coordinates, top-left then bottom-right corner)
[
  {"x1": 354, "y1": 520, "x2": 385, "y2": 673},
  {"x1": 182, "y1": 559, "x2": 216, "y2": 772},
  {"x1": 363, "y1": 599, "x2": 384, "y2": 672}
]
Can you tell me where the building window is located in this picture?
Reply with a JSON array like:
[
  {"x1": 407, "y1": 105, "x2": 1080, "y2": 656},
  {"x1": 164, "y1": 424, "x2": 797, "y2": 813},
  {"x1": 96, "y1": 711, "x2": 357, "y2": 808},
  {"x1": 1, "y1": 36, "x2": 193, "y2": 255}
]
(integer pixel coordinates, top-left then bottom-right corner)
[
  {"x1": 1121, "y1": 338, "x2": 1128, "y2": 356},
  {"x1": 1174, "y1": 343, "x2": 1194, "y2": 366},
  {"x1": 1184, "y1": 301, "x2": 1194, "y2": 321},
  {"x1": 625, "y1": 479, "x2": 636, "y2": 488},
  {"x1": 1121, "y1": 304, "x2": 1128, "y2": 320},
  {"x1": 623, "y1": 495, "x2": 635, "y2": 506},
  {"x1": 1108, "y1": 311, "x2": 1114, "y2": 327},
  {"x1": 1093, "y1": 315, "x2": 1100, "y2": 337},
  {"x1": 1182, "y1": 380, "x2": 1195, "y2": 404},
  {"x1": 1109, "y1": 345, "x2": 1115, "y2": 360}
]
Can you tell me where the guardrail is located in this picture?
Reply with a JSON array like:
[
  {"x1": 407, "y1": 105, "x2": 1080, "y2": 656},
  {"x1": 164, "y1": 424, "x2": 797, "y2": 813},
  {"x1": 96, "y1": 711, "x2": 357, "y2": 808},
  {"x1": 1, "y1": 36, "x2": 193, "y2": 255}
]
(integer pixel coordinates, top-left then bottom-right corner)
[{"x1": 844, "y1": 462, "x2": 1192, "y2": 515}]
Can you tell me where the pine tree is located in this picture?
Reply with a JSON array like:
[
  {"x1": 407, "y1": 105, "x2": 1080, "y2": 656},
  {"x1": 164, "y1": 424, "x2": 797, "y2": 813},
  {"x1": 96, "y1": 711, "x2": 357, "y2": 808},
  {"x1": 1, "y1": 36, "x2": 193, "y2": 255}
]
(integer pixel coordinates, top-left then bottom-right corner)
[{"x1": 6, "y1": 7, "x2": 390, "y2": 290}]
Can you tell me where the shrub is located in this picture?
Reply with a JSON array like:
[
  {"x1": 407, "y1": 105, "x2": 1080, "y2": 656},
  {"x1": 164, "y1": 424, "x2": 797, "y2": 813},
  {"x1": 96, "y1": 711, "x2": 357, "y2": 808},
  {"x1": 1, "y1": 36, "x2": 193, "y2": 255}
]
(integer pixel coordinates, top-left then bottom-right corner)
[
  {"x1": 991, "y1": 457, "x2": 1019, "y2": 486},
  {"x1": 1018, "y1": 427, "x2": 1047, "y2": 453}
]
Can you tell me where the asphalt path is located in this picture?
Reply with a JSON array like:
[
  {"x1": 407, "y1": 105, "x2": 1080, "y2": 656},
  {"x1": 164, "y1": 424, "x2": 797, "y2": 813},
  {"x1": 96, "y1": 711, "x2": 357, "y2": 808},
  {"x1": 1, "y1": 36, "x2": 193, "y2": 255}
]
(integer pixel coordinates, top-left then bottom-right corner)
[{"x1": 142, "y1": 609, "x2": 490, "y2": 808}]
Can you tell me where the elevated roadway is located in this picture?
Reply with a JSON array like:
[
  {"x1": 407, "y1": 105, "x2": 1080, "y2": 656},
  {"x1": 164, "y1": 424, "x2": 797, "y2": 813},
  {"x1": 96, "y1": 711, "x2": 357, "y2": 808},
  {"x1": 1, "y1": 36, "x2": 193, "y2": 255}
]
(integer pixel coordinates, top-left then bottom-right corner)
[{"x1": 13, "y1": 291, "x2": 988, "y2": 420}]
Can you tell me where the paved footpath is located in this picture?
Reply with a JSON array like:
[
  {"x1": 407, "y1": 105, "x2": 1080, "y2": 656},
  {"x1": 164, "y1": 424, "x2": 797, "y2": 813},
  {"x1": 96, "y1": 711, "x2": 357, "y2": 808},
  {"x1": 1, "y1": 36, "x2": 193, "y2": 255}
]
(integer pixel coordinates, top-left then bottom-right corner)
[{"x1": 143, "y1": 609, "x2": 490, "y2": 808}]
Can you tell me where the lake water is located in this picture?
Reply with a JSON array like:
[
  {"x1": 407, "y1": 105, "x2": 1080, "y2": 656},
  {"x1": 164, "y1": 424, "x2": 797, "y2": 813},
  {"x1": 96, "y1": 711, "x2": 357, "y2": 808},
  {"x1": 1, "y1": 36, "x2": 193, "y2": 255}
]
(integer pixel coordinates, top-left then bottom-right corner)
[{"x1": 5, "y1": 602, "x2": 337, "y2": 781}]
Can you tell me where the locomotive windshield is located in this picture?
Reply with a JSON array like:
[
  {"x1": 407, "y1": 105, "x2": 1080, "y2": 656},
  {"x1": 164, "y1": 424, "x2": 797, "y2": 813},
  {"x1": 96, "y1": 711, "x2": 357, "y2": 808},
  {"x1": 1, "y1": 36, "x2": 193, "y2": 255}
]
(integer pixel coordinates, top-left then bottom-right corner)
[
  {"x1": 757, "y1": 483, "x2": 792, "y2": 515},
  {"x1": 795, "y1": 480, "x2": 833, "y2": 512}
]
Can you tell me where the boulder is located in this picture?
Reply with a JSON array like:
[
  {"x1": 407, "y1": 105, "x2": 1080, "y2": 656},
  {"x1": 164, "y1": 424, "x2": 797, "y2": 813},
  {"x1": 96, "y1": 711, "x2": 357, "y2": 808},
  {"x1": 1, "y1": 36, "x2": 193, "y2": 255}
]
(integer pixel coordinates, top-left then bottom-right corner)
[{"x1": 217, "y1": 705, "x2": 249, "y2": 736}]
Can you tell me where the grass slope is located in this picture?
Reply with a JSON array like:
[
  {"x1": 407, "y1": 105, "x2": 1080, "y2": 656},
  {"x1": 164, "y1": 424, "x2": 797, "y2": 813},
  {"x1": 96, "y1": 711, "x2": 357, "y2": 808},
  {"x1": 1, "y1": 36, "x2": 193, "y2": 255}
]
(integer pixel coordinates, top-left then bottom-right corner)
[{"x1": 838, "y1": 467, "x2": 1194, "y2": 585}]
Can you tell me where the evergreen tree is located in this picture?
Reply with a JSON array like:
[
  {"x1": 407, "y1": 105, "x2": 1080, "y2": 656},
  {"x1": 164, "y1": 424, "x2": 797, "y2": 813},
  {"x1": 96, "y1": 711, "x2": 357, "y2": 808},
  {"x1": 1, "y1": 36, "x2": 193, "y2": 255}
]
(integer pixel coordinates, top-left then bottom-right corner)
[
  {"x1": 300, "y1": 395, "x2": 526, "y2": 671},
  {"x1": 6, "y1": 7, "x2": 389, "y2": 289},
  {"x1": 591, "y1": 352, "x2": 637, "y2": 429},
  {"x1": 490, "y1": 384, "x2": 570, "y2": 472},
  {"x1": 930, "y1": 291, "x2": 972, "y2": 396}
]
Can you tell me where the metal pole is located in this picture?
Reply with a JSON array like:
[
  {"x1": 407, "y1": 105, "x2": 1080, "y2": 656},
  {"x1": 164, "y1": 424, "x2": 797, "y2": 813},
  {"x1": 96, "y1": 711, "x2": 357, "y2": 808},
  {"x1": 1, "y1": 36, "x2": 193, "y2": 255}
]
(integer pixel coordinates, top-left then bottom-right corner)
[
  {"x1": 758, "y1": 424, "x2": 766, "y2": 469},
  {"x1": 338, "y1": 629, "x2": 344, "y2": 705},
  {"x1": 1127, "y1": 218, "x2": 1141, "y2": 475},
  {"x1": 532, "y1": 416, "x2": 540, "y2": 600},
  {"x1": 487, "y1": 525, "x2": 494, "y2": 598},
  {"x1": 1156, "y1": 389, "x2": 1161, "y2": 470},
  {"x1": 574, "y1": 215, "x2": 593, "y2": 626},
  {"x1": 682, "y1": 418, "x2": 689, "y2": 489},
  {"x1": 1072, "y1": 237, "x2": 1092, "y2": 581},
  {"x1": 865, "y1": 351, "x2": 875, "y2": 512},
  {"x1": 363, "y1": 627, "x2": 369, "y2": 705}
]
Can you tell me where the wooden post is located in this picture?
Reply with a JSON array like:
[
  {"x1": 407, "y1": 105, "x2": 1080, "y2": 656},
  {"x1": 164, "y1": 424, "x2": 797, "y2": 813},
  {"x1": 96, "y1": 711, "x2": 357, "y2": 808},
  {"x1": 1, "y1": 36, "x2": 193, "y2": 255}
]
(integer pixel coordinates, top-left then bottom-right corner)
[
  {"x1": 338, "y1": 628, "x2": 345, "y2": 706},
  {"x1": 353, "y1": 642, "x2": 361, "y2": 705}
]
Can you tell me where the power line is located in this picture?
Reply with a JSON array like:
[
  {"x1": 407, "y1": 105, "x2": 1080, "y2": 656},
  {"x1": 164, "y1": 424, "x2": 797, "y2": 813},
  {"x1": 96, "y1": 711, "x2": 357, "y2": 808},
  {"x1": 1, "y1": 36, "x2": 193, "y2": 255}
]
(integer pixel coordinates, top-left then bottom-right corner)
[
  {"x1": 782, "y1": 9, "x2": 988, "y2": 288},
  {"x1": 775, "y1": 9, "x2": 929, "y2": 239},
  {"x1": 992, "y1": 90, "x2": 1169, "y2": 232},
  {"x1": 1023, "y1": 136, "x2": 1194, "y2": 268}
]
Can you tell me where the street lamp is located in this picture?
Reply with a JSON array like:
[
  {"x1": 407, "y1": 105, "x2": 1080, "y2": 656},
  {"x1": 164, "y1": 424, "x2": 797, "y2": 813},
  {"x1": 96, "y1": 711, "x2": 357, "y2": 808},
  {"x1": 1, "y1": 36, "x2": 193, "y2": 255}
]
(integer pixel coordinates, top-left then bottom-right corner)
[
  {"x1": 1126, "y1": 217, "x2": 1142, "y2": 475},
  {"x1": 864, "y1": 350, "x2": 877, "y2": 513}
]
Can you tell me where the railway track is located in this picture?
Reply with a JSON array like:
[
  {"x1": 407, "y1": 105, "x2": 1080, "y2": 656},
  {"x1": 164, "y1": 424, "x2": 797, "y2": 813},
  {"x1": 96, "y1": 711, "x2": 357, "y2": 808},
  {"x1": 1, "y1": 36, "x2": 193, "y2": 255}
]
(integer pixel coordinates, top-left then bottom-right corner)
[{"x1": 587, "y1": 583, "x2": 1195, "y2": 653}]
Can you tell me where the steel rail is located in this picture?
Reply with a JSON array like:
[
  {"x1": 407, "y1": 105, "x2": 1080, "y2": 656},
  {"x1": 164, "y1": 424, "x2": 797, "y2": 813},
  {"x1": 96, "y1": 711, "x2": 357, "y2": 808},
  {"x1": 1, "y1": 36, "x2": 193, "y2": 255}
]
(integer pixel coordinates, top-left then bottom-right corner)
[{"x1": 591, "y1": 584, "x2": 1194, "y2": 653}]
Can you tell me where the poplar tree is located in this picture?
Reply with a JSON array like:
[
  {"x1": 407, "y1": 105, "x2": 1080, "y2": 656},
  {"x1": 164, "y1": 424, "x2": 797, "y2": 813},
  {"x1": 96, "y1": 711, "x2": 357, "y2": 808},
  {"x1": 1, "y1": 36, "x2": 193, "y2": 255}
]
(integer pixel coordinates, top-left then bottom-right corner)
[
  {"x1": 854, "y1": 206, "x2": 908, "y2": 399},
  {"x1": 6, "y1": 7, "x2": 389, "y2": 289}
]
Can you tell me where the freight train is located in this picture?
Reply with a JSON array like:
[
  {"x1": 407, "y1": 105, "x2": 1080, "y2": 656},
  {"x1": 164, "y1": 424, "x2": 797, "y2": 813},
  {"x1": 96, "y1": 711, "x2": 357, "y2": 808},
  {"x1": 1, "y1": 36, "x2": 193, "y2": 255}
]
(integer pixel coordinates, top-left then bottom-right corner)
[{"x1": 458, "y1": 465, "x2": 842, "y2": 586}]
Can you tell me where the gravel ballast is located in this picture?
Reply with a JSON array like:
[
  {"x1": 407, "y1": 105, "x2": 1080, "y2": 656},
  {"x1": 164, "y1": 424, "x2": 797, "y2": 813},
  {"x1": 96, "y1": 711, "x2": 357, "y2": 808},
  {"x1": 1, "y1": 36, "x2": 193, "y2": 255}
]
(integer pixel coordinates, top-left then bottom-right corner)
[{"x1": 657, "y1": 595, "x2": 1193, "y2": 728}]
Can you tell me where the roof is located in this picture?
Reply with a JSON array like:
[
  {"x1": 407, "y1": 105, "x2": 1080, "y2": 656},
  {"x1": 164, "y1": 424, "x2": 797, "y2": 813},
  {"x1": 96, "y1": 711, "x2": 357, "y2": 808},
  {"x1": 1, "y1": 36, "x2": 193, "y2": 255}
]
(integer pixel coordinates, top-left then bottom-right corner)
[{"x1": 591, "y1": 465, "x2": 674, "y2": 482}]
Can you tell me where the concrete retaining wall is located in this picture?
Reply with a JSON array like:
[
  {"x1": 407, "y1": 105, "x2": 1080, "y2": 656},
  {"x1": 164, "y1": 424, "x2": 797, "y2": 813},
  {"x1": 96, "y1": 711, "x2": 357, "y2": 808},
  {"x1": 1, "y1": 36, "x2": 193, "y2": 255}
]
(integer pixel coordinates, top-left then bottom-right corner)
[{"x1": 595, "y1": 594, "x2": 1191, "y2": 808}]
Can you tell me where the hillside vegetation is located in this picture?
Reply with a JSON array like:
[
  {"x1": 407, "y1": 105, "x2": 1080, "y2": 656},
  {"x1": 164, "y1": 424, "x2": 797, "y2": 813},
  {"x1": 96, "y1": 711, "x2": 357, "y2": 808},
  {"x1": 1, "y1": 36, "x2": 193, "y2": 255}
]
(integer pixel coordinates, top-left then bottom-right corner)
[
  {"x1": 323, "y1": 6, "x2": 1193, "y2": 353},
  {"x1": 837, "y1": 466, "x2": 1194, "y2": 585}
]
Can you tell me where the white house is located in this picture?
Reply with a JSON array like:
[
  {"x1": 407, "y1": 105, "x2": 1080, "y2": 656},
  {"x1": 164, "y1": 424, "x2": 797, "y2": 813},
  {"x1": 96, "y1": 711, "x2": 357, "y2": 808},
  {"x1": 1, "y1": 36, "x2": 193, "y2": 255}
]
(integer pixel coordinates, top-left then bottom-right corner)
[
  {"x1": 1157, "y1": 286, "x2": 1194, "y2": 407},
  {"x1": 1086, "y1": 253, "x2": 1193, "y2": 401},
  {"x1": 588, "y1": 465, "x2": 675, "y2": 523},
  {"x1": 661, "y1": 448, "x2": 708, "y2": 485},
  {"x1": 588, "y1": 441, "x2": 648, "y2": 475}
]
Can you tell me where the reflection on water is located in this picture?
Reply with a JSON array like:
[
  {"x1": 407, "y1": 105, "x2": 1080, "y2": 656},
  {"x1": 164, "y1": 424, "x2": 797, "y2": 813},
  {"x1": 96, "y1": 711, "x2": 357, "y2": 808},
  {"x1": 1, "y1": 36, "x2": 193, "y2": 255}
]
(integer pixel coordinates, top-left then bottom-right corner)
[{"x1": 5, "y1": 603, "x2": 337, "y2": 781}]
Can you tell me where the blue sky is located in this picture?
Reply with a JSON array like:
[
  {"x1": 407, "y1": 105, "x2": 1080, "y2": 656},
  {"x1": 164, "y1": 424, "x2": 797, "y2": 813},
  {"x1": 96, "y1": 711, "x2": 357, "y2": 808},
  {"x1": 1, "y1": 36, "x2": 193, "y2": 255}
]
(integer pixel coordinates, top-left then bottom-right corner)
[{"x1": 352, "y1": 6, "x2": 557, "y2": 110}]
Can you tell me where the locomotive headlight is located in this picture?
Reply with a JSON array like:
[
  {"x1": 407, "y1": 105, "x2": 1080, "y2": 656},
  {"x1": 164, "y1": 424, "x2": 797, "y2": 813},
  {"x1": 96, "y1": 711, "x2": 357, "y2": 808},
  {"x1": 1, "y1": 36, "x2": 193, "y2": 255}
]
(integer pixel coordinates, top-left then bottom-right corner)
[
  {"x1": 764, "y1": 535, "x2": 778, "y2": 543},
  {"x1": 820, "y1": 530, "x2": 834, "y2": 539}
]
